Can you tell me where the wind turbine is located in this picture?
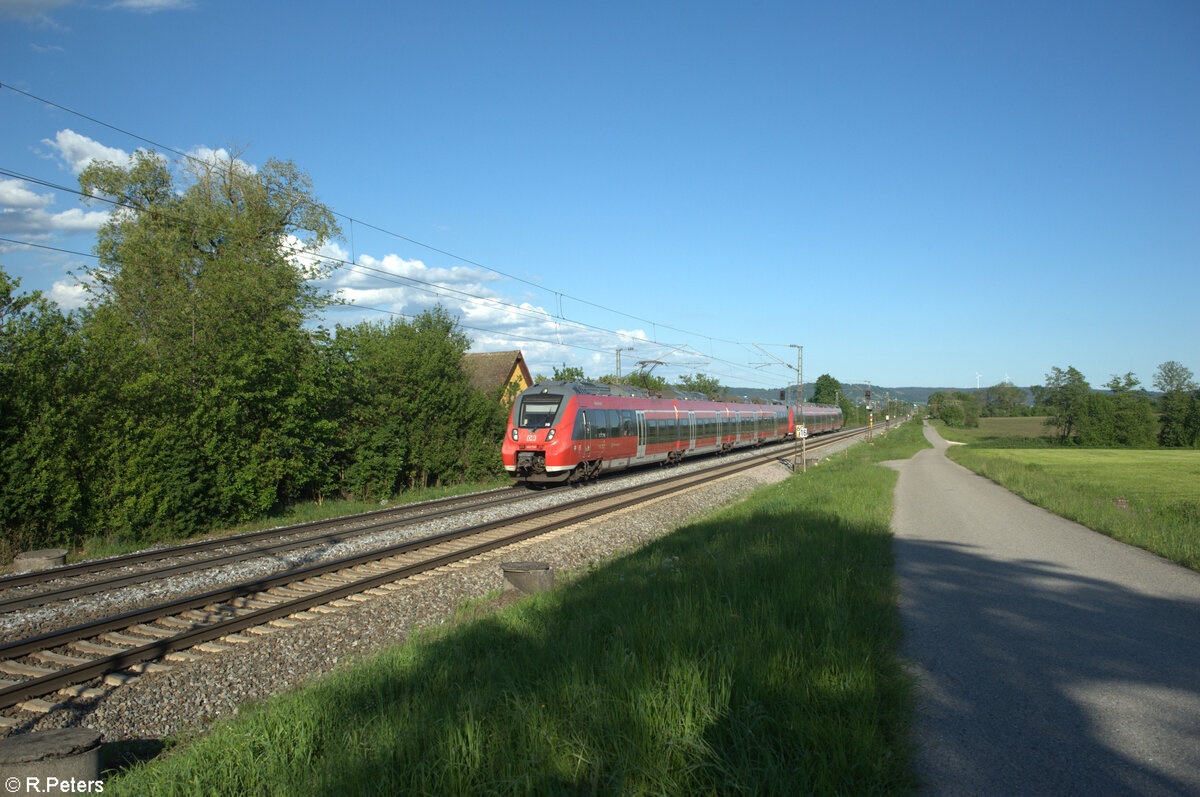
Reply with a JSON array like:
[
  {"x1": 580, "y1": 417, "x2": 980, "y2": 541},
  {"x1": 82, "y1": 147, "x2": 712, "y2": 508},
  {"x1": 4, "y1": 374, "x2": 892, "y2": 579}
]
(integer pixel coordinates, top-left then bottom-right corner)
[{"x1": 975, "y1": 372, "x2": 982, "y2": 389}]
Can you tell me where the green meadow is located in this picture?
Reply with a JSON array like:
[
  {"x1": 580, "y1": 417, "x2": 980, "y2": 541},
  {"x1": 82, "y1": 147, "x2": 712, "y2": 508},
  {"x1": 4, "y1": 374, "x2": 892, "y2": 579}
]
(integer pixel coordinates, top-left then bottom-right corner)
[
  {"x1": 947, "y1": 445, "x2": 1200, "y2": 572},
  {"x1": 105, "y1": 423, "x2": 930, "y2": 796}
]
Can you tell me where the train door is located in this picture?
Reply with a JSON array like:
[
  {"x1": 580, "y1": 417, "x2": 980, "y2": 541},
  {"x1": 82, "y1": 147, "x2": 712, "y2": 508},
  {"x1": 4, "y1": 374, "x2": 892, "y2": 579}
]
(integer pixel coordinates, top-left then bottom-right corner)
[
  {"x1": 578, "y1": 409, "x2": 594, "y2": 463},
  {"x1": 636, "y1": 411, "x2": 646, "y2": 459}
]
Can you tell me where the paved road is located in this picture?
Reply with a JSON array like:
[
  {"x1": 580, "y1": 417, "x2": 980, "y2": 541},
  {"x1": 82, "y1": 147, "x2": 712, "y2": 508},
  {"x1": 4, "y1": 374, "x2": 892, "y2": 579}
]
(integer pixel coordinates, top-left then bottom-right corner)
[{"x1": 888, "y1": 424, "x2": 1200, "y2": 796}]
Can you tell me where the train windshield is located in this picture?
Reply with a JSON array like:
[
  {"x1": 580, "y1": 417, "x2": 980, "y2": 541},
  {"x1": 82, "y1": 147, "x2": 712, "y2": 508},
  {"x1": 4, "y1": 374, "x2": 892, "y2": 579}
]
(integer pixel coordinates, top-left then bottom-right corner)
[{"x1": 518, "y1": 396, "x2": 562, "y2": 428}]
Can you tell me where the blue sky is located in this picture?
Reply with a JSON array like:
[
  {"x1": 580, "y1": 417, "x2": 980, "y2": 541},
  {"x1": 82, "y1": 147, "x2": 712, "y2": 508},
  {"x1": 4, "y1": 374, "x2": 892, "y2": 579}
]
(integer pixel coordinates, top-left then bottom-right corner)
[{"x1": 2, "y1": 1, "x2": 1197, "y2": 392}]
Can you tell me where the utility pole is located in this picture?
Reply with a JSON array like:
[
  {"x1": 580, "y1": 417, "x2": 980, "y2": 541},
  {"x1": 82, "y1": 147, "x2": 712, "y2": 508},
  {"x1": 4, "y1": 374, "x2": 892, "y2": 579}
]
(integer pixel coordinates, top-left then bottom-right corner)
[
  {"x1": 615, "y1": 347, "x2": 634, "y2": 379},
  {"x1": 866, "y1": 380, "x2": 873, "y2": 441}
]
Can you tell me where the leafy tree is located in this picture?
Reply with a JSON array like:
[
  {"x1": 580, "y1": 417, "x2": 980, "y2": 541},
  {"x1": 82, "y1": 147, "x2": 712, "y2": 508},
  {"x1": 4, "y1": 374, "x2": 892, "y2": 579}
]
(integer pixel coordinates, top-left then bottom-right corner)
[
  {"x1": 1153, "y1": 361, "x2": 1198, "y2": 447},
  {"x1": 938, "y1": 400, "x2": 966, "y2": 427},
  {"x1": 1076, "y1": 393, "x2": 1156, "y2": 447},
  {"x1": 980, "y1": 382, "x2": 1028, "y2": 417},
  {"x1": 337, "y1": 308, "x2": 507, "y2": 495},
  {"x1": 675, "y1": 372, "x2": 723, "y2": 396},
  {"x1": 952, "y1": 391, "x2": 981, "y2": 427},
  {"x1": 0, "y1": 269, "x2": 94, "y2": 557},
  {"x1": 926, "y1": 391, "x2": 948, "y2": 418},
  {"x1": 810, "y1": 374, "x2": 841, "y2": 405},
  {"x1": 77, "y1": 148, "x2": 343, "y2": 538},
  {"x1": 596, "y1": 370, "x2": 669, "y2": 391},
  {"x1": 1028, "y1": 384, "x2": 1051, "y2": 415},
  {"x1": 550, "y1": 363, "x2": 587, "y2": 382},
  {"x1": 1043, "y1": 366, "x2": 1091, "y2": 443}
]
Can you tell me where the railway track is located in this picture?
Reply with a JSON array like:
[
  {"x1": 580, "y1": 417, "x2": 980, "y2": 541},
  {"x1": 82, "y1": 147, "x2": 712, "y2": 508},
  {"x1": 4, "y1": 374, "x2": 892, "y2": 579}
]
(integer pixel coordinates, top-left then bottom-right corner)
[
  {"x1": 0, "y1": 486, "x2": 532, "y2": 616},
  {"x1": 0, "y1": 425, "x2": 871, "y2": 720}
]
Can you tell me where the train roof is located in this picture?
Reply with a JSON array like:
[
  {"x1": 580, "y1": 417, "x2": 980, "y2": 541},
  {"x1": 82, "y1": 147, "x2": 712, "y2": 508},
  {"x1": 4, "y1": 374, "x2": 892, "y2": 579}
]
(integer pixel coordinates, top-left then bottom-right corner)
[{"x1": 520, "y1": 381, "x2": 841, "y2": 412}]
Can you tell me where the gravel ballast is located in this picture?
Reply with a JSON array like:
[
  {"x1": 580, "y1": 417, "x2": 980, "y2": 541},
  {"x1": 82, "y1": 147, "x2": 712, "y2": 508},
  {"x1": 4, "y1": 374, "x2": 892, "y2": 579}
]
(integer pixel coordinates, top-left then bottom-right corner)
[{"x1": 6, "y1": 433, "x2": 866, "y2": 743}]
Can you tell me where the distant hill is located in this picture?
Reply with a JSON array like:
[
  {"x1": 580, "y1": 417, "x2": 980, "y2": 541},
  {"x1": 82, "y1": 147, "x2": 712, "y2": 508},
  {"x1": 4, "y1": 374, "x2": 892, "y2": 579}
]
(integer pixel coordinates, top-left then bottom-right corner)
[{"x1": 725, "y1": 384, "x2": 981, "y2": 407}]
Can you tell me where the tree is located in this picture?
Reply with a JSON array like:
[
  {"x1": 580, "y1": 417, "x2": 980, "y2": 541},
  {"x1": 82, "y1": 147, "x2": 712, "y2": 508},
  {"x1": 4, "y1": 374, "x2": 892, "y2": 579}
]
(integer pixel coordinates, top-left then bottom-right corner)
[
  {"x1": 810, "y1": 374, "x2": 841, "y2": 405},
  {"x1": 938, "y1": 401, "x2": 966, "y2": 427},
  {"x1": 675, "y1": 372, "x2": 723, "y2": 397},
  {"x1": 1153, "y1": 361, "x2": 1197, "y2": 394},
  {"x1": 337, "y1": 307, "x2": 506, "y2": 495},
  {"x1": 1153, "y1": 361, "x2": 1198, "y2": 447},
  {"x1": 597, "y1": 370, "x2": 668, "y2": 391},
  {"x1": 1043, "y1": 366, "x2": 1091, "y2": 443},
  {"x1": 980, "y1": 382, "x2": 1027, "y2": 417},
  {"x1": 952, "y1": 391, "x2": 981, "y2": 427},
  {"x1": 927, "y1": 391, "x2": 948, "y2": 418},
  {"x1": 550, "y1": 363, "x2": 586, "y2": 382},
  {"x1": 77, "y1": 148, "x2": 344, "y2": 538},
  {"x1": 0, "y1": 269, "x2": 95, "y2": 557}
]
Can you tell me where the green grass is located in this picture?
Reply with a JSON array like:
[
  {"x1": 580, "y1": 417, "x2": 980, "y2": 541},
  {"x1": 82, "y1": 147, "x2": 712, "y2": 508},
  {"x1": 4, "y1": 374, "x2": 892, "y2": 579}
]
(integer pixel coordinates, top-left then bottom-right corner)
[
  {"x1": 105, "y1": 422, "x2": 928, "y2": 796},
  {"x1": 932, "y1": 416, "x2": 1056, "y2": 447},
  {"x1": 68, "y1": 477, "x2": 513, "y2": 565},
  {"x1": 947, "y1": 447, "x2": 1200, "y2": 571}
]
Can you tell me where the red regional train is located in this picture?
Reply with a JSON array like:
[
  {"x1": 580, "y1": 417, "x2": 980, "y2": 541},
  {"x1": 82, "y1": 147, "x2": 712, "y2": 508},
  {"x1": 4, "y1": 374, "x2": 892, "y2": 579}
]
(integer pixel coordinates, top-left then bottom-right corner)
[{"x1": 503, "y1": 381, "x2": 843, "y2": 484}]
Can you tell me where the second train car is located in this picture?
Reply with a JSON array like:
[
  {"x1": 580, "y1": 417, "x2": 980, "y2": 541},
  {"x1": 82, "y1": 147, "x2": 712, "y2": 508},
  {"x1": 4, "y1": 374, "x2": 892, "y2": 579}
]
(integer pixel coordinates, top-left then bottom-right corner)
[{"x1": 502, "y1": 380, "x2": 842, "y2": 484}]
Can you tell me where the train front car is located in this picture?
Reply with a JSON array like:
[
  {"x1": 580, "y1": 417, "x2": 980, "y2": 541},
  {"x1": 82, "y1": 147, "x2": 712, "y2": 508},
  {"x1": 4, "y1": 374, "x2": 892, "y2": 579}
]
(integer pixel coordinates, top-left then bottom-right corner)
[{"x1": 502, "y1": 382, "x2": 579, "y2": 484}]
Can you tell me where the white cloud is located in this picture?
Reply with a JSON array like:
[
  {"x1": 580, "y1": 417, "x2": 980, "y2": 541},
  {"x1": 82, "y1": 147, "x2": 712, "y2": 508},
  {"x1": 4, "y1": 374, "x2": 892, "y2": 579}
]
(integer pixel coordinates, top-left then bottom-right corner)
[
  {"x1": 42, "y1": 129, "x2": 132, "y2": 175},
  {"x1": 48, "y1": 278, "x2": 88, "y2": 310},
  {"x1": 0, "y1": 0, "x2": 72, "y2": 21},
  {"x1": 108, "y1": 0, "x2": 193, "y2": 11},
  {"x1": 318, "y1": 246, "x2": 676, "y2": 378},
  {"x1": 186, "y1": 147, "x2": 257, "y2": 176},
  {"x1": 0, "y1": 179, "x2": 53, "y2": 210},
  {"x1": 0, "y1": 178, "x2": 109, "y2": 237}
]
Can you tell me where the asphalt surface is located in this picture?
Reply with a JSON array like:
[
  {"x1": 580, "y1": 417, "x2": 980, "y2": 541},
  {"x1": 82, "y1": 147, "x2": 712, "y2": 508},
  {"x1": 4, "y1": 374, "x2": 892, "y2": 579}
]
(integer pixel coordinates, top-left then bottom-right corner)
[{"x1": 888, "y1": 423, "x2": 1200, "y2": 796}]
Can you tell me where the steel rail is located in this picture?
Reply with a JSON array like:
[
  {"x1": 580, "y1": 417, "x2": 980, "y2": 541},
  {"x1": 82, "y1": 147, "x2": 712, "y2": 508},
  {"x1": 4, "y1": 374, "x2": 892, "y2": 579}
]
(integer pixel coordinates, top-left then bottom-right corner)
[
  {"x1": 0, "y1": 488, "x2": 532, "y2": 613},
  {"x1": 1, "y1": 426, "x2": 864, "y2": 613},
  {"x1": 0, "y1": 435, "x2": 854, "y2": 710},
  {"x1": 0, "y1": 487, "x2": 527, "y2": 592}
]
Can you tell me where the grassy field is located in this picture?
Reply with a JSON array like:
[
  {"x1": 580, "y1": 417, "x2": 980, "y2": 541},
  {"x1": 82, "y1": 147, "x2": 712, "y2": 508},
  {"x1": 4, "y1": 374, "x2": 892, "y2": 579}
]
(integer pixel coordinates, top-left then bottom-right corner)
[
  {"x1": 932, "y1": 416, "x2": 1056, "y2": 447},
  {"x1": 105, "y1": 422, "x2": 930, "y2": 796},
  {"x1": 947, "y1": 443, "x2": 1200, "y2": 572}
]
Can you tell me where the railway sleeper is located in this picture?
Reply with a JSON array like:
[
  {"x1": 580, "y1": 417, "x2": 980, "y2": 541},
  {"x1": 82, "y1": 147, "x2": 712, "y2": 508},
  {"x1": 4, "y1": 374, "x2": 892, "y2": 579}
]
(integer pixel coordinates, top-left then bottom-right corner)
[
  {"x1": 100, "y1": 631, "x2": 158, "y2": 647},
  {"x1": 126, "y1": 661, "x2": 172, "y2": 674},
  {"x1": 129, "y1": 623, "x2": 177, "y2": 639},
  {"x1": 157, "y1": 615, "x2": 207, "y2": 631},
  {"x1": 0, "y1": 660, "x2": 57, "y2": 678},
  {"x1": 181, "y1": 609, "x2": 233, "y2": 624},
  {"x1": 19, "y1": 697, "x2": 67, "y2": 714},
  {"x1": 68, "y1": 640, "x2": 123, "y2": 656},
  {"x1": 57, "y1": 684, "x2": 105, "y2": 700},
  {"x1": 30, "y1": 650, "x2": 89, "y2": 667}
]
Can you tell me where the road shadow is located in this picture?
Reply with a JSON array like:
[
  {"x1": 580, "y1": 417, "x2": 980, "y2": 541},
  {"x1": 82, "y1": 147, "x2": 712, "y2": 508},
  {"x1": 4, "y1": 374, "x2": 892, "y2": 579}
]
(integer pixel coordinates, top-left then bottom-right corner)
[{"x1": 894, "y1": 535, "x2": 1200, "y2": 796}]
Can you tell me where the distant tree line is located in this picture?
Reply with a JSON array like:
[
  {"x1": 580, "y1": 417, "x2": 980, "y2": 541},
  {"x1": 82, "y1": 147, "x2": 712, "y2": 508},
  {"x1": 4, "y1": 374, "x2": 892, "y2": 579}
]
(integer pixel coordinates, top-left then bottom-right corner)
[
  {"x1": 0, "y1": 151, "x2": 508, "y2": 562},
  {"x1": 930, "y1": 362, "x2": 1199, "y2": 448}
]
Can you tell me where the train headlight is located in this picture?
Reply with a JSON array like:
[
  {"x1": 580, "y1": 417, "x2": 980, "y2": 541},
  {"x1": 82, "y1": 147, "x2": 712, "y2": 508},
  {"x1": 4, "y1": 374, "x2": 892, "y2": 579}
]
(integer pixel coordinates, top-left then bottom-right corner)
[
  {"x1": 511, "y1": 428, "x2": 518, "y2": 441},
  {"x1": 546, "y1": 429, "x2": 556, "y2": 442}
]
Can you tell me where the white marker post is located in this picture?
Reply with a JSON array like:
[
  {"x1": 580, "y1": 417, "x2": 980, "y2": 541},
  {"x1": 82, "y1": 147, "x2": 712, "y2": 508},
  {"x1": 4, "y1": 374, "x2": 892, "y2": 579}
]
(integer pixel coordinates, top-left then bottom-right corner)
[{"x1": 798, "y1": 425, "x2": 808, "y2": 473}]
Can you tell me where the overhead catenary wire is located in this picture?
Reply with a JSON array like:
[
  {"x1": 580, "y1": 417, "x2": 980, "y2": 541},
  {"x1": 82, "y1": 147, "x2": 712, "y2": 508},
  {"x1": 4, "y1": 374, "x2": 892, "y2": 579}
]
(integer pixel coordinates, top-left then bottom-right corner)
[
  {"x1": 1, "y1": 82, "x2": 798, "y2": 386},
  {"x1": 0, "y1": 166, "x2": 791, "y2": 388}
]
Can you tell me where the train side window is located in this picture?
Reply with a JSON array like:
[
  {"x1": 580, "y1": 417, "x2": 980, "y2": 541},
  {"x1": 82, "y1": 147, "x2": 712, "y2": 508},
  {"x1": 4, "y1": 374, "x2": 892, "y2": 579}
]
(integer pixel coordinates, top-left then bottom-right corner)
[
  {"x1": 607, "y1": 410, "x2": 620, "y2": 438},
  {"x1": 621, "y1": 410, "x2": 635, "y2": 437},
  {"x1": 573, "y1": 411, "x2": 586, "y2": 440}
]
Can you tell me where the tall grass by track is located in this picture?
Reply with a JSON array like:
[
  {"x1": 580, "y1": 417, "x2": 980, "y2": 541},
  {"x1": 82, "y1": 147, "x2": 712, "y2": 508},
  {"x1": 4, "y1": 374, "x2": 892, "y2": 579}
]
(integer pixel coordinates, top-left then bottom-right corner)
[
  {"x1": 947, "y1": 447, "x2": 1200, "y2": 572},
  {"x1": 106, "y1": 423, "x2": 929, "y2": 796}
]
